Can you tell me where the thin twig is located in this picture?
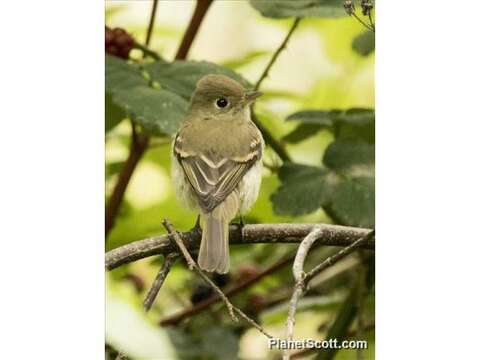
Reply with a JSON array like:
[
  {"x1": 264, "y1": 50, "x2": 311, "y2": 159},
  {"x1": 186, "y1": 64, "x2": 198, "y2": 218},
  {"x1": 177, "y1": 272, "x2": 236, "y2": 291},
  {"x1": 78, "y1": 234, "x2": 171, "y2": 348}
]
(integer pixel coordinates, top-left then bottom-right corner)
[
  {"x1": 254, "y1": 17, "x2": 301, "y2": 91},
  {"x1": 352, "y1": 12, "x2": 374, "y2": 32},
  {"x1": 162, "y1": 219, "x2": 273, "y2": 338},
  {"x1": 160, "y1": 250, "x2": 294, "y2": 326},
  {"x1": 250, "y1": 18, "x2": 301, "y2": 163},
  {"x1": 175, "y1": 0, "x2": 213, "y2": 60},
  {"x1": 133, "y1": 41, "x2": 162, "y2": 61},
  {"x1": 304, "y1": 231, "x2": 375, "y2": 284},
  {"x1": 283, "y1": 230, "x2": 374, "y2": 360},
  {"x1": 145, "y1": 0, "x2": 159, "y2": 47},
  {"x1": 368, "y1": 12, "x2": 375, "y2": 32},
  {"x1": 106, "y1": 223, "x2": 374, "y2": 271},
  {"x1": 143, "y1": 253, "x2": 177, "y2": 311}
]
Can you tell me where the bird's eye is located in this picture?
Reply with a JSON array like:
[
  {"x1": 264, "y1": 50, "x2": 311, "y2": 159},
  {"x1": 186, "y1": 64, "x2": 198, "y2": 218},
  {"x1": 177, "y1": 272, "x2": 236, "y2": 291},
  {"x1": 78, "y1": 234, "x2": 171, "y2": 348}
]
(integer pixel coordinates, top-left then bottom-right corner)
[{"x1": 215, "y1": 97, "x2": 229, "y2": 108}]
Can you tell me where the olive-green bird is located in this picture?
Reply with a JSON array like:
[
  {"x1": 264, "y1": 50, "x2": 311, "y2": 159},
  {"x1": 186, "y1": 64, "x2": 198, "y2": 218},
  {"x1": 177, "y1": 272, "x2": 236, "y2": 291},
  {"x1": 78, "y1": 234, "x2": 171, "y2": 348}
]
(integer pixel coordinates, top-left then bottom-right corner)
[{"x1": 172, "y1": 74, "x2": 264, "y2": 273}]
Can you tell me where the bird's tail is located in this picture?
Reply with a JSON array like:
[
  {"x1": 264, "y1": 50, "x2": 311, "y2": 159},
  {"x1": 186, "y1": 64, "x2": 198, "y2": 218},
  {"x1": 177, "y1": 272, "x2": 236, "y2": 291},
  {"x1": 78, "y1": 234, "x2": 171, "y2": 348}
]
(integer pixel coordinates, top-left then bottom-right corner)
[{"x1": 198, "y1": 191, "x2": 239, "y2": 273}]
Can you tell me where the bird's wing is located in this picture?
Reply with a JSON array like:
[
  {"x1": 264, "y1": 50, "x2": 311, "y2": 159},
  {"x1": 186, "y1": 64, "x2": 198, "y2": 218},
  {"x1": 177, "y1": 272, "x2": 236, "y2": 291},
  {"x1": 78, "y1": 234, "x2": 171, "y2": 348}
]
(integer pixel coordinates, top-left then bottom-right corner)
[{"x1": 174, "y1": 134, "x2": 262, "y2": 213}]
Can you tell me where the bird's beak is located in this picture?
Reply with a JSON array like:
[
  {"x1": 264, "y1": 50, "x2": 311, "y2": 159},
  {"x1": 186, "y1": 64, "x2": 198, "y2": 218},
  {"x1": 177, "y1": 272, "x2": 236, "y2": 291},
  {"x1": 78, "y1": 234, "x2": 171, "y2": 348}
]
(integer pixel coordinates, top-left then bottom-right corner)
[{"x1": 244, "y1": 91, "x2": 263, "y2": 103}]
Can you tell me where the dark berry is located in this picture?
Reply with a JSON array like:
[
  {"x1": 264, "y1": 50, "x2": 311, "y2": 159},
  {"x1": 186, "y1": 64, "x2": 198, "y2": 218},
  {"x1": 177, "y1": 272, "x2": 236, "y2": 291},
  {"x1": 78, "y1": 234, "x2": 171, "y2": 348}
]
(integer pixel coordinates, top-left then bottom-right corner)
[
  {"x1": 106, "y1": 45, "x2": 119, "y2": 56},
  {"x1": 105, "y1": 31, "x2": 114, "y2": 46},
  {"x1": 113, "y1": 27, "x2": 126, "y2": 36},
  {"x1": 119, "y1": 46, "x2": 131, "y2": 60}
]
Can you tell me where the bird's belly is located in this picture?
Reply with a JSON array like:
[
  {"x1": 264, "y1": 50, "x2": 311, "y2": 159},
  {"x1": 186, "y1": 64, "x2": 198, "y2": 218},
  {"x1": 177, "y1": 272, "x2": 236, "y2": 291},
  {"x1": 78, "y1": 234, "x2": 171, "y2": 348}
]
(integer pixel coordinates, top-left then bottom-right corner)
[{"x1": 238, "y1": 160, "x2": 263, "y2": 215}]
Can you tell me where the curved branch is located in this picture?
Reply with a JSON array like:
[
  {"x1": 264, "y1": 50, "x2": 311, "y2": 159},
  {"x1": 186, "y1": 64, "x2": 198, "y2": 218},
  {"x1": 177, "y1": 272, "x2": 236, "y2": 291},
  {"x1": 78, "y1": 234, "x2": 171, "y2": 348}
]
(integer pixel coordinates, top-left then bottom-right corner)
[{"x1": 105, "y1": 223, "x2": 374, "y2": 271}]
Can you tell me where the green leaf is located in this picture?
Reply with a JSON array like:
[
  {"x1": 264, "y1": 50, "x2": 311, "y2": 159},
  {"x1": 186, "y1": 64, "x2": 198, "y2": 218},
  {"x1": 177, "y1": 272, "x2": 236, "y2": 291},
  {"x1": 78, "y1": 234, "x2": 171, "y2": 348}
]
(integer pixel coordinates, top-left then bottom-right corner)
[
  {"x1": 249, "y1": 0, "x2": 347, "y2": 19},
  {"x1": 352, "y1": 30, "x2": 375, "y2": 56},
  {"x1": 105, "y1": 92, "x2": 126, "y2": 133},
  {"x1": 283, "y1": 110, "x2": 339, "y2": 143},
  {"x1": 144, "y1": 60, "x2": 250, "y2": 100},
  {"x1": 114, "y1": 85, "x2": 188, "y2": 136},
  {"x1": 283, "y1": 108, "x2": 374, "y2": 144},
  {"x1": 328, "y1": 177, "x2": 375, "y2": 228},
  {"x1": 283, "y1": 123, "x2": 326, "y2": 143},
  {"x1": 286, "y1": 109, "x2": 341, "y2": 125},
  {"x1": 271, "y1": 163, "x2": 334, "y2": 216},
  {"x1": 334, "y1": 108, "x2": 375, "y2": 143},
  {"x1": 105, "y1": 55, "x2": 147, "y2": 92},
  {"x1": 323, "y1": 140, "x2": 374, "y2": 172},
  {"x1": 106, "y1": 55, "x2": 189, "y2": 136}
]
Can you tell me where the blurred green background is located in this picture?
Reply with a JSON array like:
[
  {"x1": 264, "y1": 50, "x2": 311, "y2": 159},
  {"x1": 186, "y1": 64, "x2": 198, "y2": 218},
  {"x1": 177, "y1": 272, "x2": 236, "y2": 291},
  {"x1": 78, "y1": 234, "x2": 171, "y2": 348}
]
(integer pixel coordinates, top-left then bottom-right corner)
[{"x1": 105, "y1": 1, "x2": 374, "y2": 359}]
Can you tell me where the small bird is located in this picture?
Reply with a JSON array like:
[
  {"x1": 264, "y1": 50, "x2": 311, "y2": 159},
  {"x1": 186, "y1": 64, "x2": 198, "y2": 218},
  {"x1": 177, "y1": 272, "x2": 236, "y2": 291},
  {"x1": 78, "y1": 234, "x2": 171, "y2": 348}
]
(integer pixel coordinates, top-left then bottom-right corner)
[{"x1": 172, "y1": 74, "x2": 264, "y2": 274}]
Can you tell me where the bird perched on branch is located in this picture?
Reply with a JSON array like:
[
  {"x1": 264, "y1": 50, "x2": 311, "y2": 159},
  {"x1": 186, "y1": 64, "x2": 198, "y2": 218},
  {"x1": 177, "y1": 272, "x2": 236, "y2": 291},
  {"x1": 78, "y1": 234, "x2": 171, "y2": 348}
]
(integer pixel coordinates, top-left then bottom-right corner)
[{"x1": 172, "y1": 74, "x2": 264, "y2": 274}]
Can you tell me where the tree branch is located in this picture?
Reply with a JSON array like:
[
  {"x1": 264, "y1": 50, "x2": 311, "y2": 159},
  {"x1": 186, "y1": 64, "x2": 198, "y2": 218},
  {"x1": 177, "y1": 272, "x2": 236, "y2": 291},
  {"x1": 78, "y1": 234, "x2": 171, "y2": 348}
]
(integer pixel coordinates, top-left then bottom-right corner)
[
  {"x1": 162, "y1": 219, "x2": 273, "y2": 339},
  {"x1": 284, "y1": 229, "x2": 374, "y2": 360},
  {"x1": 106, "y1": 223, "x2": 374, "y2": 271},
  {"x1": 175, "y1": 0, "x2": 213, "y2": 60},
  {"x1": 143, "y1": 253, "x2": 177, "y2": 311}
]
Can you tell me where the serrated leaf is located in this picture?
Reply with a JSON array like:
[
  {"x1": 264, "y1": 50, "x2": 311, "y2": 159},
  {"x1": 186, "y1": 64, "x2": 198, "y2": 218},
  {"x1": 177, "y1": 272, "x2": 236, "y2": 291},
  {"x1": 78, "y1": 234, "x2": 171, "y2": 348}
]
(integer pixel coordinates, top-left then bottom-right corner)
[
  {"x1": 106, "y1": 56, "x2": 190, "y2": 136},
  {"x1": 249, "y1": 0, "x2": 346, "y2": 19},
  {"x1": 144, "y1": 60, "x2": 250, "y2": 101},
  {"x1": 105, "y1": 92, "x2": 126, "y2": 133},
  {"x1": 323, "y1": 140, "x2": 374, "y2": 172},
  {"x1": 328, "y1": 177, "x2": 374, "y2": 228},
  {"x1": 271, "y1": 163, "x2": 334, "y2": 216},
  {"x1": 352, "y1": 30, "x2": 375, "y2": 56},
  {"x1": 114, "y1": 86, "x2": 188, "y2": 136}
]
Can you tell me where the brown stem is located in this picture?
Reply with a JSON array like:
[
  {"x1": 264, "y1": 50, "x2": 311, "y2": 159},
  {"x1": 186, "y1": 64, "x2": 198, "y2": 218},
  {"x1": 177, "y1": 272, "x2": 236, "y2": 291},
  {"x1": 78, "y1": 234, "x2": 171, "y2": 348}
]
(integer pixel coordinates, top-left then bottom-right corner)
[
  {"x1": 175, "y1": 0, "x2": 214, "y2": 60},
  {"x1": 143, "y1": 253, "x2": 177, "y2": 311},
  {"x1": 145, "y1": 0, "x2": 159, "y2": 46},
  {"x1": 105, "y1": 133, "x2": 149, "y2": 236},
  {"x1": 254, "y1": 18, "x2": 301, "y2": 91}
]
